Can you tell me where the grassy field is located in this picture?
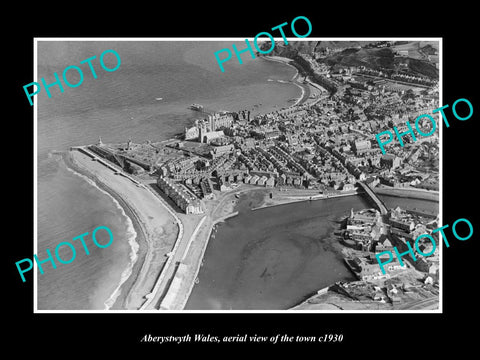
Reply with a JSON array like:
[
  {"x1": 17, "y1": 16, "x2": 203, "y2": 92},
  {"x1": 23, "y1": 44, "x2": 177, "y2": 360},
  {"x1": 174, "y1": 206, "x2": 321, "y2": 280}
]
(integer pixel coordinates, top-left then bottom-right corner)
[
  {"x1": 324, "y1": 47, "x2": 395, "y2": 69},
  {"x1": 391, "y1": 41, "x2": 439, "y2": 61}
]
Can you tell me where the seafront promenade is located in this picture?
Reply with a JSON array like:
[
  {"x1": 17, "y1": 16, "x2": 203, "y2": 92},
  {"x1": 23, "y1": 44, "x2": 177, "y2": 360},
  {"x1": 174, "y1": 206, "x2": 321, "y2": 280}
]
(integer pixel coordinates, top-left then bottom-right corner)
[
  {"x1": 138, "y1": 183, "x2": 185, "y2": 310},
  {"x1": 261, "y1": 55, "x2": 327, "y2": 106},
  {"x1": 67, "y1": 149, "x2": 181, "y2": 310},
  {"x1": 68, "y1": 147, "x2": 245, "y2": 310}
]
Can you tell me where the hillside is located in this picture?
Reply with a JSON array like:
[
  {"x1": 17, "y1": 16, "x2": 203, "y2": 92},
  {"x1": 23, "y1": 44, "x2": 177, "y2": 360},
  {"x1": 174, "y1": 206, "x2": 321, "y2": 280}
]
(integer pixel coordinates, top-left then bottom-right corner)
[
  {"x1": 396, "y1": 57, "x2": 439, "y2": 78},
  {"x1": 315, "y1": 40, "x2": 377, "y2": 50},
  {"x1": 263, "y1": 40, "x2": 379, "y2": 57},
  {"x1": 323, "y1": 47, "x2": 395, "y2": 69},
  {"x1": 322, "y1": 46, "x2": 438, "y2": 79},
  {"x1": 259, "y1": 41, "x2": 439, "y2": 79}
]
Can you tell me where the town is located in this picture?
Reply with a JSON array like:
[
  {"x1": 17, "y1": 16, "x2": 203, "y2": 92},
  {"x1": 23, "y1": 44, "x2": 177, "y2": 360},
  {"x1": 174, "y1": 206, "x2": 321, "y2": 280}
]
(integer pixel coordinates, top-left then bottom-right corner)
[{"x1": 72, "y1": 40, "x2": 441, "y2": 310}]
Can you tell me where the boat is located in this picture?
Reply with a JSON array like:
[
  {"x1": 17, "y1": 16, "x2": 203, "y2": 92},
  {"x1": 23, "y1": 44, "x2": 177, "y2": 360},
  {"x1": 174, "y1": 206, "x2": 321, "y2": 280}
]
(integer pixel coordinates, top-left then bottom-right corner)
[
  {"x1": 189, "y1": 103, "x2": 204, "y2": 111},
  {"x1": 155, "y1": 97, "x2": 163, "y2": 101}
]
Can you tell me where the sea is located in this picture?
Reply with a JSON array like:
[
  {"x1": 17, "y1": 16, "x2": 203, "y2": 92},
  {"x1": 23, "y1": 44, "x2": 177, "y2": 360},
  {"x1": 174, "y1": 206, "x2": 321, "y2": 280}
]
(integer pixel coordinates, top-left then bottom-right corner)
[{"x1": 36, "y1": 40, "x2": 304, "y2": 310}]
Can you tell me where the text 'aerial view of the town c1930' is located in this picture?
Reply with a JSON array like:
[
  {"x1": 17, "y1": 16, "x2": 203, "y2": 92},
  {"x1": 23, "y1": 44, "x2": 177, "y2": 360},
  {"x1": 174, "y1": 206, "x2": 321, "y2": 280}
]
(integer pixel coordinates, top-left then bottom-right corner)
[{"x1": 36, "y1": 39, "x2": 440, "y2": 312}]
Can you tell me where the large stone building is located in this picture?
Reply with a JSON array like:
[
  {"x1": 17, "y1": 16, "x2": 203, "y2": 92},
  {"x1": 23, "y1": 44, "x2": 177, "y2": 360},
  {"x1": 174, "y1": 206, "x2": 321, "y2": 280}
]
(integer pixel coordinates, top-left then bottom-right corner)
[{"x1": 184, "y1": 112, "x2": 234, "y2": 143}]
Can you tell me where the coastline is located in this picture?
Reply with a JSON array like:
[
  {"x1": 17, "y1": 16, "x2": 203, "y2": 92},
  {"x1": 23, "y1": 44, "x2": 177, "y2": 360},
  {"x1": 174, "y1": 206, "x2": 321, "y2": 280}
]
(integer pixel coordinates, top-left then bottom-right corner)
[
  {"x1": 158, "y1": 58, "x2": 327, "y2": 309},
  {"x1": 261, "y1": 55, "x2": 310, "y2": 106},
  {"x1": 55, "y1": 53, "x2": 320, "y2": 311},
  {"x1": 184, "y1": 184, "x2": 439, "y2": 310},
  {"x1": 61, "y1": 152, "x2": 440, "y2": 311},
  {"x1": 63, "y1": 152, "x2": 146, "y2": 310},
  {"x1": 185, "y1": 186, "x2": 361, "y2": 310},
  {"x1": 65, "y1": 150, "x2": 179, "y2": 310}
]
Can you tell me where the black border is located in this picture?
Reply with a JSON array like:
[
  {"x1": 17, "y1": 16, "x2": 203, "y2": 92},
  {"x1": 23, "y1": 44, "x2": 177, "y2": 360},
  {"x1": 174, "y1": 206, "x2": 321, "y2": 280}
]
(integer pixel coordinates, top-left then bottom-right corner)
[{"x1": 6, "y1": 5, "x2": 479, "y2": 353}]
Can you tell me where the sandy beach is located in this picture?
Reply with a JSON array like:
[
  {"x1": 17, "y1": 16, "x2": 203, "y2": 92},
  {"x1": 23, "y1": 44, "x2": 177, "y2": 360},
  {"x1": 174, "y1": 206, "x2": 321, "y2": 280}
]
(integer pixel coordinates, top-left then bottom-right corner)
[
  {"x1": 66, "y1": 150, "x2": 179, "y2": 310},
  {"x1": 261, "y1": 56, "x2": 310, "y2": 106},
  {"x1": 65, "y1": 148, "x2": 234, "y2": 311},
  {"x1": 262, "y1": 55, "x2": 328, "y2": 106},
  {"x1": 62, "y1": 149, "x2": 434, "y2": 311},
  {"x1": 58, "y1": 56, "x2": 331, "y2": 310}
]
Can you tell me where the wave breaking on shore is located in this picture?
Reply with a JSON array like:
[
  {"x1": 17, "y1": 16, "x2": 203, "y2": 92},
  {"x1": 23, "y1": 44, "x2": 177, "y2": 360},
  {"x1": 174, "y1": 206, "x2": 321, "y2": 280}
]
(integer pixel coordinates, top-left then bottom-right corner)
[{"x1": 64, "y1": 161, "x2": 139, "y2": 310}]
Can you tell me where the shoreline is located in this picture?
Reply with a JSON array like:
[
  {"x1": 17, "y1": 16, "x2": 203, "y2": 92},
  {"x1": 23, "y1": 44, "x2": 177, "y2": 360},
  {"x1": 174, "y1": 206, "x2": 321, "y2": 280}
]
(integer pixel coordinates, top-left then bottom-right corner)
[
  {"x1": 52, "y1": 55, "x2": 316, "y2": 311},
  {"x1": 261, "y1": 55, "x2": 310, "y2": 106},
  {"x1": 65, "y1": 150, "x2": 179, "y2": 310},
  {"x1": 61, "y1": 150, "x2": 440, "y2": 311},
  {"x1": 53, "y1": 59, "x2": 437, "y2": 311},
  {"x1": 63, "y1": 152, "x2": 147, "y2": 310},
  {"x1": 185, "y1": 186, "x2": 358, "y2": 310},
  {"x1": 251, "y1": 190, "x2": 361, "y2": 211},
  {"x1": 186, "y1": 184, "x2": 439, "y2": 310}
]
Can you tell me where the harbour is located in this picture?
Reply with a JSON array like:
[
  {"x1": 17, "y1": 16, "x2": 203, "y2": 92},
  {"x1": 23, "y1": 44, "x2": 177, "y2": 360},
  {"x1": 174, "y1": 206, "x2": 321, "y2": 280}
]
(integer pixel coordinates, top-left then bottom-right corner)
[{"x1": 185, "y1": 191, "x2": 438, "y2": 310}]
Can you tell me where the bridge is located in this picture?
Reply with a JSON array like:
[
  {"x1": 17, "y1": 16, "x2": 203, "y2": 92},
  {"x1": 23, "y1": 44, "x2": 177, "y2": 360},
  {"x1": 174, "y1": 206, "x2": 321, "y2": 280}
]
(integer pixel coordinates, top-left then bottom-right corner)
[{"x1": 357, "y1": 182, "x2": 388, "y2": 215}]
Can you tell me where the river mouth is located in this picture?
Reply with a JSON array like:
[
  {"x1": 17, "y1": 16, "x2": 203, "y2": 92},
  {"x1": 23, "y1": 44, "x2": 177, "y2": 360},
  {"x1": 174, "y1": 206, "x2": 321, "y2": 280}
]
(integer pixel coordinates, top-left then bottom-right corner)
[
  {"x1": 185, "y1": 193, "x2": 370, "y2": 310},
  {"x1": 185, "y1": 191, "x2": 439, "y2": 310}
]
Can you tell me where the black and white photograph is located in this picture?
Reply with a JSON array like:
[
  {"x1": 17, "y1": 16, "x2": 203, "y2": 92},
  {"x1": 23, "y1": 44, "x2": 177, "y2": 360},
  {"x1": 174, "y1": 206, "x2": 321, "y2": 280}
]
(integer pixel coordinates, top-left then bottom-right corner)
[
  {"x1": 33, "y1": 38, "x2": 442, "y2": 312},
  {"x1": 6, "y1": 5, "x2": 478, "y2": 353}
]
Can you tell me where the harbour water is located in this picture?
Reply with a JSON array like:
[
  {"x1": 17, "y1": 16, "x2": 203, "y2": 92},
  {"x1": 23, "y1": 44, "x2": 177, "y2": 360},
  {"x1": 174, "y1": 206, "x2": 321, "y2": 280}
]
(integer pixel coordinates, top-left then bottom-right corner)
[
  {"x1": 36, "y1": 41, "x2": 302, "y2": 310},
  {"x1": 185, "y1": 193, "x2": 439, "y2": 310}
]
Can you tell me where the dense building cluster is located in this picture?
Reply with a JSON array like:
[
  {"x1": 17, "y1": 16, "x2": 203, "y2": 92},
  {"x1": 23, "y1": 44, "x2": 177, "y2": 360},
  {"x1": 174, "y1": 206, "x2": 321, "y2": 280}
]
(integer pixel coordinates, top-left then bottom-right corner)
[
  {"x1": 95, "y1": 42, "x2": 439, "y2": 217},
  {"x1": 157, "y1": 176, "x2": 204, "y2": 214},
  {"x1": 343, "y1": 204, "x2": 439, "y2": 282},
  {"x1": 155, "y1": 56, "x2": 437, "y2": 211}
]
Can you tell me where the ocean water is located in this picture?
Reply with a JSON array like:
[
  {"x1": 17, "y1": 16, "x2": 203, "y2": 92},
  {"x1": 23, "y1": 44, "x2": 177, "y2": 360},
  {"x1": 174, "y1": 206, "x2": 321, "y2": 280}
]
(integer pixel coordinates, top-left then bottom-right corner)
[{"x1": 36, "y1": 40, "x2": 301, "y2": 310}]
